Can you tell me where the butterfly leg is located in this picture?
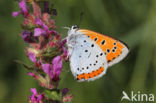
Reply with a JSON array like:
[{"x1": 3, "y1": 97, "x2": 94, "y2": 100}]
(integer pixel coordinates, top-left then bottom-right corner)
[
  {"x1": 67, "y1": 45, "x2": 73, "y2": 58},
  {"x1": 66, "y1": 35, "x2": 78, "y2": 58}
]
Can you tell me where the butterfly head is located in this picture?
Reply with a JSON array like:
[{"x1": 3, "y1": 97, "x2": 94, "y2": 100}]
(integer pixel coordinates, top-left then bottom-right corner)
[
  {"x1": 67, "y1": 25, "x2": 79, "y2": 36},
  {"x1": 71, "y1": 25, "x2": 79, "y2": 30}
]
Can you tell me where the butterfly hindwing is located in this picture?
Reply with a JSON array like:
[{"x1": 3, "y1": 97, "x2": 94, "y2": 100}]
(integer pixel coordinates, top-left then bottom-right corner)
[
  {"x1": 69, "y1": 32, "x2": 108, "y2": 82},
  {"x1": 79, "y1": 29, "x2": 129, "y2": 67}
]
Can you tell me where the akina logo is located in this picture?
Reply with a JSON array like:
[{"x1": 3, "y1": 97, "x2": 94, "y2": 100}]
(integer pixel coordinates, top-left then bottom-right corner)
[{"x1": 121, "y1": 91, "x2": 155, "y2": 102}]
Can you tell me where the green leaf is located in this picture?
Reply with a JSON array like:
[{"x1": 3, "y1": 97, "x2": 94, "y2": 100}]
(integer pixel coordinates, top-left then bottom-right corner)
[
  {"x1": 44, "y1": 90, "x2": 62, "y2": 101},
  {"x1": 14, "y1": 59, "x2": 44, "y2": 73},
  {"x1": 14, "y1": 59, "x2": 34, "y2": 70}
]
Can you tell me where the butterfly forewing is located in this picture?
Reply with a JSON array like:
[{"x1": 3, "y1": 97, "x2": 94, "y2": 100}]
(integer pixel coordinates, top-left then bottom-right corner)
[{"x1": 79, "y1": 29, "x2": 129, "y2": 67}]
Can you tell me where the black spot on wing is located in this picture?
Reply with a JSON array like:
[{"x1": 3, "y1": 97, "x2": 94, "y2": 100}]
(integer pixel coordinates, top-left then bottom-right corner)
[
  {"x1": 85, "y1": 50, "x2": 88, "y2": 52},
  {"x1": 94, "y1": 38, "x2": 97, "y2": 41},
  {"x1": 96, "y1": 55, "x2": 99, "y2": 57},
  {"x1": 107, "y1": 49, "x2": 110, "y2": 53},
  {"x1": 100, "y1": 53, "x2": 103, "y2": 56},
  {"x1": 112, "y1": 49, "x2": 115, "y2": 52},
  {"x1": 91, "y1": 44, "x2": 94, "y2": 47},
  {"x1": 101, "y1": 40, "x2": 105, "y2": 45}
]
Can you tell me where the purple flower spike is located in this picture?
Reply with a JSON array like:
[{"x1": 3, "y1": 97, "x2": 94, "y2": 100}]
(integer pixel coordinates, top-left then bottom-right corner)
[
  {"x1": 12, "y1": 11, "x2": 21, "y2": 17},
  {"x1": 34, "y1": 28, "x2": 46, "y2": 37},
  {"x1": 42, "y1": 64, "x2": 53, "y2": 79},
  {"x1": 52, "y1": 56, "x2": 63, "y2": 80}
]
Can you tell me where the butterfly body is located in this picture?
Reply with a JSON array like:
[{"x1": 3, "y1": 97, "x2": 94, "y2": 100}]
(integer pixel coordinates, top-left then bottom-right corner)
[{"x1": 66, "y1": 25, "x2": 129, "y2": 82}]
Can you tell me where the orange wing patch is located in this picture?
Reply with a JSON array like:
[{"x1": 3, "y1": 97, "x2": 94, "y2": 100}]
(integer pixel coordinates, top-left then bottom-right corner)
[
  {"x1": 79, "y1": 29, "x2": 126, "y2": 63},
  {"x1": 77, "y1": 67, "x2": 104, "y2": 80}
]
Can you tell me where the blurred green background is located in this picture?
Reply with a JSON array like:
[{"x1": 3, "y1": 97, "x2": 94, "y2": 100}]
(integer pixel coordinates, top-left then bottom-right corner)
[{"x1": 0, "y1": 0, "x2": 156, "y2": 103}]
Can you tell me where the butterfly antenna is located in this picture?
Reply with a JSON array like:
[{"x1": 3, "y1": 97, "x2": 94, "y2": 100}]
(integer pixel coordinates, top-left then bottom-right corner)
[
  {"x1": 62, "y1": 26, "x2": 70, "y2": 30},
  {"x1": 77, "y1": 11, "x2": 84, "y2": 27}
]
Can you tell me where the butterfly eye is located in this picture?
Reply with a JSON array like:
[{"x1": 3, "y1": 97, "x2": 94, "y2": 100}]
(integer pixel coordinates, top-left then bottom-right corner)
[{"x1": 73, "y1": 25, "x2": 79, "y2": 29}]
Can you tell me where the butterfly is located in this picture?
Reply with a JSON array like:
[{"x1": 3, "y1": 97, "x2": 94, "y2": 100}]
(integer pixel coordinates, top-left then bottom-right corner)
[{"x1": 66, "y1": 25, "x2": 129, "y2": 82}]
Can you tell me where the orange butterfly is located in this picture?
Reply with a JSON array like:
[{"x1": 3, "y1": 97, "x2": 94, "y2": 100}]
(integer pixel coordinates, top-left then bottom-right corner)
[{"x1": 66, "y1": 25, "x2": 129, "y2": 82}]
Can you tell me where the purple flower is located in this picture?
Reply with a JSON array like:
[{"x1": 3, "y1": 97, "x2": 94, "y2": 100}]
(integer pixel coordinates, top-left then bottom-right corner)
[
  {"x1": 37, "y1": 93, "x2": 44, "y2": 102},
  {"x1": 49, "y1": 30, "x2": 58, "y2": 35},
  {"x1": 12, "y1": 0, "x2": 29, "y2": 18},
  {"x1": 62, "y1": 88, "x2": 69, "y2": 96},
  {"x1": 12, "y1": 11, "x2": 21, "y2": 17},
  {"x1": 26, "y1": 48, "x2": 39, "y2": 63},
  {"x1": 28, "y1": 52, "x2": 36, "y2": 63},
  {"x1": 22, "y1": 30, "x2": 37, "y2": 43},
  {"x1": 61, "y1": 39, "x2": 67, "y2": 44},
  {"x1": 41, "y1": 64, "x2": 53, "y2": 79},
  {"x1": 30, "y1": 88, "x2": 44, "y2": 103},
  {"x1": 62, "y1": 46, "x2": 68, "y2": 59},
  {"x1": 31, "y1": 88, "x2": 38, "y2": 95},
  {"x1": 28, "y1": 72, "x2": 35, "y2": 76},
  {"x1": 60, "y1": 39, "x2": 68, "y2": 59},
  {"x1": 27, "y1": 72, "x2": 38, "y2": 79},
  {"x1": 34, "y1": 28, "x2": 46, "y2": 37},
  {"x1": 59, "y1": 39, "x2": 67, "y2": 47},
  {"x1": 52, "y1": 56, "x2": 63, "y2": 81},
  {"x1": 35, "y1": 18, "x2": 50, "y2": 33},
  {"x1": 51, "y1": 9, "x2": 57, "y2": 16},
  {"x1": 35, "y1": 18, "x2": 43, "y2": 26},
  {"x1": 22, "y1": 30, "x2": 31, "y2": 42},
  {"x1": 41, "y1": 56, "x2": 63, "y2": 81},
  {"x1": 30, "y1": 88, "x2": 37, "y2": 102},
  {"x1": 19, "y1": 0, "x2": 28, "y2": 17}
]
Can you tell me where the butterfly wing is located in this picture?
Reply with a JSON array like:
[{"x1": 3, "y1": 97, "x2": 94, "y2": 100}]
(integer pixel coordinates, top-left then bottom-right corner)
[
  {"x1": 69, "y1": 32, "x2": 108, "y2": 82},
  {"x1": 79, "y1": 29, "x2": 129, "y2": 67}
]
